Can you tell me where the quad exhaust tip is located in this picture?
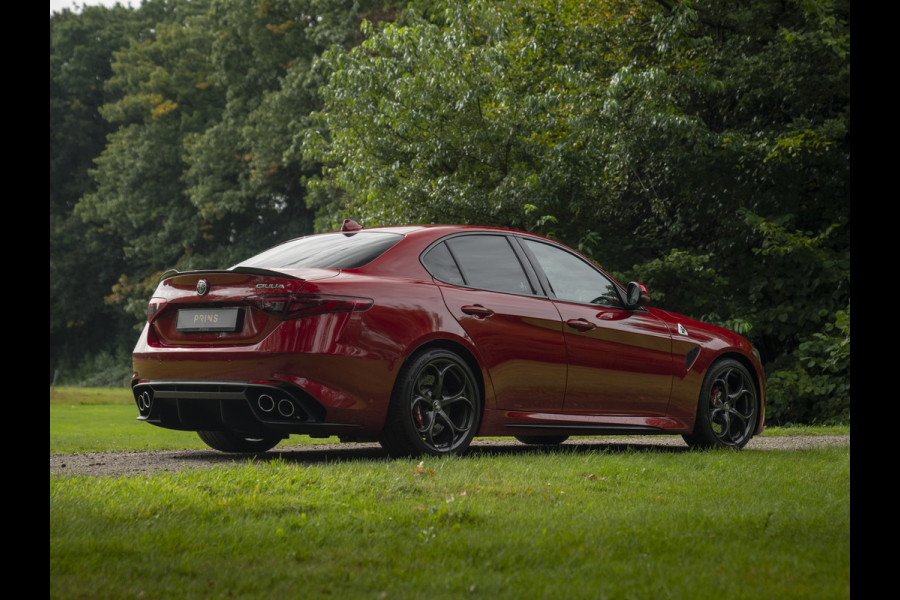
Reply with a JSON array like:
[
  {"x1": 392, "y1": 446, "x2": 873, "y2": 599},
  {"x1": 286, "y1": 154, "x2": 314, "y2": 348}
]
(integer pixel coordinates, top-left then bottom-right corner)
[
  {"x1": 132, "y1": 383, "x2": 321, "y2": 423},
  {"x1": 277, "y1": 398, "x2": 295, "y2": 418},
  {"x1": 257, "y1": 394, "x2": 275, "y2": 413},
  {"x1": 137, "y1": 391, "x2": 151, "y2": 412},
  {"x1": 258, "y1": 393, "x2": 296, "y2": 418}
]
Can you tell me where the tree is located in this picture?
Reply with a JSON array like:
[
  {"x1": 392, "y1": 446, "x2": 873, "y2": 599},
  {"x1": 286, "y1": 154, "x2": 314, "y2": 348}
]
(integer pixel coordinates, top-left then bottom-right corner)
[
  {"x1": 183, "y1": 0, "x2": 401, "y2": 265},
  {"x1": 50, "y1": 2, "x2": 163, "y2": 377},
  {"x1": 51, "y1": 0, "x2": 404, "y2": 352},
  {"x1": 75, "y1": 2, "x2": 219, "y2": 322},
  {"x1": 308, "y1": 0, "x2": 654, "y2": 235}
]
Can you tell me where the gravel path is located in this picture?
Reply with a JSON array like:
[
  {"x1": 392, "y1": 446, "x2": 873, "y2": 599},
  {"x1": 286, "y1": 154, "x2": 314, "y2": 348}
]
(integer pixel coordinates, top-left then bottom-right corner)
[{"x1": 50, "y1": 435, "x2": 849, "y2": 477}]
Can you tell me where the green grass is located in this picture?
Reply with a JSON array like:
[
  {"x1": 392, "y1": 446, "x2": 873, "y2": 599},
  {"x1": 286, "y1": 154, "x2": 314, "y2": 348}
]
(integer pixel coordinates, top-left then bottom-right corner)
[
  {"x1": 50, "y1": 386, "x2": 135, "y2": 406},
  {"x1": 50, "y1": 387, "x2": 850, "y2": 599},
  {"x1": 51, "y1": 446, "x2": 849, "y2": 599},
  {"x1": 50, "y1": 404, "x2": 213, "y2": 452},
  {"x1": 760, "y1": 423, "x2": 850, "y2": 436}
]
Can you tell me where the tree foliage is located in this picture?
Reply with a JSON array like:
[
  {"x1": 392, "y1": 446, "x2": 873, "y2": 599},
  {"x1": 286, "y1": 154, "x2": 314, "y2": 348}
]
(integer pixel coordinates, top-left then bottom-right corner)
[
  {"x1": 308, "y1": 0, "x2": 651, "y2": 234},
  {"x1": 77, "y1": 0, "x2": 401, "y2": 311},
  {"x1": 50, "y1": 2, "x2": 166, "y2": 373}
]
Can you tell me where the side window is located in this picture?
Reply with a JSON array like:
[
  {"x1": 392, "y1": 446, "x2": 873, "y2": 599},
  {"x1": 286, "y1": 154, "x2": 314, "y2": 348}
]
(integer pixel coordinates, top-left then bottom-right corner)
[
  {"x1": 436, "y1": 235, "x2": 535, "y2": 295},
  {"x1": 421, "y1": 242, "x2": 465, "y2": 286},
  {"x1": 522, "y1": 239, "x2": 620, "y2": 306}
]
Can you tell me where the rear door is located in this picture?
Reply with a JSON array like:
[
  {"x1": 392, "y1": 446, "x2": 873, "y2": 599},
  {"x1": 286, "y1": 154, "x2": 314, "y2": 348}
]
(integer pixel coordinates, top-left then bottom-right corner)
[{"x1": 422, "y1": 234, "x2": 567, "y2": 413}]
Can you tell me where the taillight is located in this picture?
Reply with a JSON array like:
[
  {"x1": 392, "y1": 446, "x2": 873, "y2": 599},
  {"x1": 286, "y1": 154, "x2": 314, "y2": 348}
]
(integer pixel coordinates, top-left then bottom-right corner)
[
  {"x1": 147, "y1": 297, "x2": 167, "y2": 323},
  {"x1": 245, "y1": 294, "x2": 290, "y2": 315},
  {"x1": 245, "y1": 294, "x2": 373, "y2": 320}
]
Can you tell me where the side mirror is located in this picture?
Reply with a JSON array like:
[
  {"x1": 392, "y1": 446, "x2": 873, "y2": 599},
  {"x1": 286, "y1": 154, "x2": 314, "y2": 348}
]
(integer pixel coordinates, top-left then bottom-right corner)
[{"x1": 625, "y1": 281, "x2": 651, "y2": 309}]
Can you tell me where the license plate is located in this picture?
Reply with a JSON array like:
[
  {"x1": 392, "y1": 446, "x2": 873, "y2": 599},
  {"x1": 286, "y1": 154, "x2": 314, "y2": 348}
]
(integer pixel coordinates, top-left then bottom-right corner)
[{"x1": 176, "y1": 308, "x2": 242, "y2": 332}]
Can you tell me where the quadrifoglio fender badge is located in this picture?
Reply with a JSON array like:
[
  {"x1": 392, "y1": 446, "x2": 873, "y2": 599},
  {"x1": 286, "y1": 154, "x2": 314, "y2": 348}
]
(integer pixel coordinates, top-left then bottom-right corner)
[{"x1": 677, "y1": 323, "x2": 688, "y2": 336}]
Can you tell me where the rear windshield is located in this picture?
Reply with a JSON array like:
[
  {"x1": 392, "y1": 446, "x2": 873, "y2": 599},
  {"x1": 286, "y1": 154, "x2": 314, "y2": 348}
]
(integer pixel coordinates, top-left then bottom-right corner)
[{"x1": 233, "y1": 232, "x2": 403, "y2": 270}]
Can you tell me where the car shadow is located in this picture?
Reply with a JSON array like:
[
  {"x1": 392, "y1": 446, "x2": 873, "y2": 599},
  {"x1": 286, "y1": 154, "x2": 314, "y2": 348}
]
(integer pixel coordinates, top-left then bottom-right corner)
[
  {"x1": 468, "y1": 440, "x2": 690, "y2": 458},
  {"x1": 181, "y1": 438, "x2": 690, "y2": 467}
]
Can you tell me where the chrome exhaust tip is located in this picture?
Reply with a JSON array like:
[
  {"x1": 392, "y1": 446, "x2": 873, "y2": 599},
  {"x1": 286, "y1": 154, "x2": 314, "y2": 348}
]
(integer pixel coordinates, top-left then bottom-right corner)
[
  {"x1": 257, "y1": 394, "x2": 275, "y2": 413},
  {"x1": 277, "y1": 398, "x2": 295, "y2": 418},
  {"x1": 137, "y1": 391, "x2": 151, "y2": 412}
]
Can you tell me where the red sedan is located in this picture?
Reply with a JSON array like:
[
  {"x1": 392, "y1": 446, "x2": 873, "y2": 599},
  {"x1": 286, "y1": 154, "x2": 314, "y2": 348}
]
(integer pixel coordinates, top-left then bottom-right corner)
[{"x1": 132, "y1": 221, "x2": 765, "y2": 455}]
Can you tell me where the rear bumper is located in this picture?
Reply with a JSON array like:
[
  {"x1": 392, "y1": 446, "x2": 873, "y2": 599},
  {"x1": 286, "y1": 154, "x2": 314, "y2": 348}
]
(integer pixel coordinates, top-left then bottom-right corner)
[{"x1": 132, "y1": 380, "x2": 361, "y2": 437}]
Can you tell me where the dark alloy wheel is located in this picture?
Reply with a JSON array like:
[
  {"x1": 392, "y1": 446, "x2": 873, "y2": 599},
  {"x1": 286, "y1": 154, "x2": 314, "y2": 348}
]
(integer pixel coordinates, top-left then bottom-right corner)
[
  {"x1": 197, "y1": 430, "x2": 282, "y2": 453},
  {"x1": 683, "y1": 359, "x2": 759, "y2": 449},
  {"x1": 380, "y1": 348, "x2": 481, "y2": 457}
]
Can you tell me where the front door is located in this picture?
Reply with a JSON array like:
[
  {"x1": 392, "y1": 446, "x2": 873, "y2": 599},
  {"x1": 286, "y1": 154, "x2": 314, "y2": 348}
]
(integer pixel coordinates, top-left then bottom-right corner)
[{"x1": 518, "y1": 238, "x2": 675, "y2": 415}]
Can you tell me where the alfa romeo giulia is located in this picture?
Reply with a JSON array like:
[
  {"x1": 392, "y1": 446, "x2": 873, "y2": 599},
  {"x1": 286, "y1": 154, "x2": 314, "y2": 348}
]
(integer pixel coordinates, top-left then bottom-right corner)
[{"x1": 131, "y1": 220, "x2": 765, "y2": 456}]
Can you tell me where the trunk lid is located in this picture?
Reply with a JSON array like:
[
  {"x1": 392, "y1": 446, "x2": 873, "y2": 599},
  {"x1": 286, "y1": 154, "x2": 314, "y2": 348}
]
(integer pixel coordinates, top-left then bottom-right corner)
[{"x1": 147, "y1": 268, "x2": 338, "y2": 346}]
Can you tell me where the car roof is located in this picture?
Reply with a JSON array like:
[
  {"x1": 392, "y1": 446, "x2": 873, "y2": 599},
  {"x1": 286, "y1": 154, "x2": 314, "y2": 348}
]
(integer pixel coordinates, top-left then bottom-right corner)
[{"x1": 346, "y1": 223, "x2": 527, "y2": 239}]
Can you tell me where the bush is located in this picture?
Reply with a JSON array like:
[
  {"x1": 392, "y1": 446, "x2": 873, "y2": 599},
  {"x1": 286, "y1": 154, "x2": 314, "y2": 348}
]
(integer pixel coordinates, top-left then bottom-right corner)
[
  {"x1": 51, "y1": 350, "x2": 133, "y2": 388},
  {"x1": 766, "y1": 303, "x2": 850, "y2": 425}
]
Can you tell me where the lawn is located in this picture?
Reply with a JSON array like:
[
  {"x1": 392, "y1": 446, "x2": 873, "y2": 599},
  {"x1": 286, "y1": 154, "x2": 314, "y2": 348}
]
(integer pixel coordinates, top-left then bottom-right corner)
[{"x1": 50, "y1": 388, "x2": 850, "y2": 599}]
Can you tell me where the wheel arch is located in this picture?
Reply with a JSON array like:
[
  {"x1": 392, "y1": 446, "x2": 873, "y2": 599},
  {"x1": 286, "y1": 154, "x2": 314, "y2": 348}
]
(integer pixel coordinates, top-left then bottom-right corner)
[
  {"x1": 707, "y1": 350, "x2": 766, "y2": 434},
  {"x1": 396, "y1": 338, "x2": 487, "y2": 411}
]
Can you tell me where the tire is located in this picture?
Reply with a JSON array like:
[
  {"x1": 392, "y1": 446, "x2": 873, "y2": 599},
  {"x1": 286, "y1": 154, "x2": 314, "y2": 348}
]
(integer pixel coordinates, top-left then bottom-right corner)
[
  {"x1": 379, "y1": 348, "x2": 482, "y2": 457},
  {"x1": 197, "y1": 430, "x2": 282, "y2": 453},
  {"x1": 683, "y1": 359, "x2": 759, "y2": 449},
  {"x1": 514, "y1": 435, "x2": 569, "y2": 445}
]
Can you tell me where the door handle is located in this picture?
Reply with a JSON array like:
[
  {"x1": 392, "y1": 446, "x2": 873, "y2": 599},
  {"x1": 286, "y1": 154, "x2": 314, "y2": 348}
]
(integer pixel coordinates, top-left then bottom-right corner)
[
  {"x1": 461, "y1": 305, "x2": 494, "y2": 318},
  {"x1": 566, "y1": 318, "x2": 596, "y2": 332}
]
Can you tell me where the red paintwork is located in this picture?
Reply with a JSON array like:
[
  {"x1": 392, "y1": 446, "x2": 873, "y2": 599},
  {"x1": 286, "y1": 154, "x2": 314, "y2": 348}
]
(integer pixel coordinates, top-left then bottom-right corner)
[{"x1": 132, "y1": 224, "x2": 765, "y2": 442}]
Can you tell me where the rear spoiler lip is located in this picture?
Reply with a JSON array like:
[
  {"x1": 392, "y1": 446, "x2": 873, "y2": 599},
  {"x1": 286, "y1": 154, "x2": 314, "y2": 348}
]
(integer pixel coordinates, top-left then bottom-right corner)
[{"x1": 158, "y1": 267, "x2": 306, "y2": 282}]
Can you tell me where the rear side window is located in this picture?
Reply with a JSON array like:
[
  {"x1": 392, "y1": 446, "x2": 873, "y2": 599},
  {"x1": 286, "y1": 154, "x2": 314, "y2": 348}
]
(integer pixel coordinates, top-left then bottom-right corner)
[
  {"x1": 234, "y1": 232, "x2": 403, "y2": 270},
  {"x1": 421, "y1": 242, "x2": 465, "y2": 286},
  {"x1": 423, "y1": 235, "x2": 535, "y2": 295}
]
